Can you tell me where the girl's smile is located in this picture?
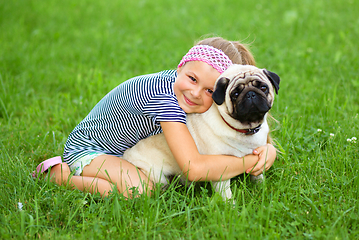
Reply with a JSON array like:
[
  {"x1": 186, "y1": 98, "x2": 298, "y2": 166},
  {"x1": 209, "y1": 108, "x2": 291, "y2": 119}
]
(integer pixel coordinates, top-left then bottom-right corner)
[{"x1": 184, "y1": 95, "x2": 196, "y2": 106}]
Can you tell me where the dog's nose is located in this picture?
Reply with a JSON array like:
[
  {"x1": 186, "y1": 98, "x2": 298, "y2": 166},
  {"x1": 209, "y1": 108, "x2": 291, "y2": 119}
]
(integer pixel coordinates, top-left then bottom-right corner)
[{"x1": 246, "y1": 91, "x2": 256, "y2": 99}]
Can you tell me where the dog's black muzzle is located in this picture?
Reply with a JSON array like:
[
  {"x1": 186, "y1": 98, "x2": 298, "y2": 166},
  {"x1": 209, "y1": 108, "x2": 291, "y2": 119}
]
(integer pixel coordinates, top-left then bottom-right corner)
[{"x1": 232, "y1": 90, "x2": 271, "y2": 124}]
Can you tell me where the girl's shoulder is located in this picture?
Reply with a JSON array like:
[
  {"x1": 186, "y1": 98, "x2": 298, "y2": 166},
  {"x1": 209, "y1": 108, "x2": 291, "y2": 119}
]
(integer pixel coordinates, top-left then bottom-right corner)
[
  {"x1": 131, "y1": 69, "x2": 177, "y2": 83},
  {"x1": 121, "y1": 70, "x2": 177, "y2": 94},
  {"x1": 157, "y1": 69, "x2": 177, "y2": 79},
  {"x1": 112, "y1": 70, "x2": 177, "y2": 99}
]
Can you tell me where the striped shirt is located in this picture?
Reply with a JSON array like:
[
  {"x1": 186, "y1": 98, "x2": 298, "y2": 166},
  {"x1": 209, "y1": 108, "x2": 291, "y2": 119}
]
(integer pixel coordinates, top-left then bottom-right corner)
[{"x1": 63, "y1": 70, "x2": 186, "y2": 166}]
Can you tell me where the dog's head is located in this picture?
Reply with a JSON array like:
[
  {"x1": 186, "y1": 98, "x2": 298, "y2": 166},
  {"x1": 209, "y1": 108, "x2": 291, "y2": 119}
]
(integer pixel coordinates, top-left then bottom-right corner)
[{"x1": 212, "y1": 64, "x2": 280, "y2": 129}]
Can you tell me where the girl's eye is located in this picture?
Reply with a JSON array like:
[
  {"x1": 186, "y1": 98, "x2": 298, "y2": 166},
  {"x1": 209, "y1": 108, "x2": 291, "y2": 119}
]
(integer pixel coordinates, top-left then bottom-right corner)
[
  {"x1": 189, "y1": 76, "x2": 197, "y2": 82},
  {"x1": 206, "y1": 89, "x2": 213, "y2": 94}
]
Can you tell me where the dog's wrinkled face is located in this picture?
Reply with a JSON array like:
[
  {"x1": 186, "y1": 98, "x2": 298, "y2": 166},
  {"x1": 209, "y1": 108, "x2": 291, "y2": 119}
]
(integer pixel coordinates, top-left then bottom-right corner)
[{"x1": 212, "y1": 64, "x2": 280, "y2": 128}]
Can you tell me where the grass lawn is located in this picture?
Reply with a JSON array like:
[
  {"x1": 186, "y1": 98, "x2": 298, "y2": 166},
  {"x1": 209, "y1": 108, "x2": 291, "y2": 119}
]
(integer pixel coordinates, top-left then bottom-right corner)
[{"x1": 1, "y1": 0, "x2": 358, "y2": 239}]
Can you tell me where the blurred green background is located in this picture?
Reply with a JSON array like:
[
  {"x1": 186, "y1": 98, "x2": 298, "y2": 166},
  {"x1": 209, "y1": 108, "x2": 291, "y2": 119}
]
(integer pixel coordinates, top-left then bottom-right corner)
[{"x1": 1, "y1": 0, "x2": 358, "y2": 238}]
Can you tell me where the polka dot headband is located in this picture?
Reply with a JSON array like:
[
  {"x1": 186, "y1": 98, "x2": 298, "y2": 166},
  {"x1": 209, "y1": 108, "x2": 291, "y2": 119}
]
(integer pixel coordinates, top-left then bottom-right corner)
[{"x1": 178, "y1": 45, "x2": 233, "y2": 74}]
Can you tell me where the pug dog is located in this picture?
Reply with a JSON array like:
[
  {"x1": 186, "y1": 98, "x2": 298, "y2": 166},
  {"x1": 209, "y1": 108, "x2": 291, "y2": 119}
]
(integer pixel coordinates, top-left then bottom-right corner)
[{"x1": 122, "y1": 64, "x2": 280, "y2": 201}]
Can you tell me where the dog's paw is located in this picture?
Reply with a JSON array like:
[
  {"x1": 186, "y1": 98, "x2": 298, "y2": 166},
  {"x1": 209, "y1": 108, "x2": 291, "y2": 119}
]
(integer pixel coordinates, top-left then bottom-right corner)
[{"x1": 250, "y1": 174, "x2": 264, "y2": 184}]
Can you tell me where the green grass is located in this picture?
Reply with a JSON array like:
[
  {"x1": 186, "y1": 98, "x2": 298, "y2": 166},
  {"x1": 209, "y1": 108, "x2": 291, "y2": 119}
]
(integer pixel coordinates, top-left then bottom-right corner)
[{"x1": 1, "y1": 0, "x2": 358, "y2": 239}]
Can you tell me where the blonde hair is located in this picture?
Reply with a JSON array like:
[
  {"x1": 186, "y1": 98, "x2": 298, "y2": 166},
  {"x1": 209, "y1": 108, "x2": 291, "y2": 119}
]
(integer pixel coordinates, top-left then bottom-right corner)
[{"x1": 195, "y1": 37, "x2": 256, "y2": 66}]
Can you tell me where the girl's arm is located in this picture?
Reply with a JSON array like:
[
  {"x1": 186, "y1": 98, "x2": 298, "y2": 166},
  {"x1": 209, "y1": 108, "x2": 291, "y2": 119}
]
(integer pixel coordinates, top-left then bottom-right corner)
[{"x1": 161, "y1": 121, "x2": 261, "y2": 182}]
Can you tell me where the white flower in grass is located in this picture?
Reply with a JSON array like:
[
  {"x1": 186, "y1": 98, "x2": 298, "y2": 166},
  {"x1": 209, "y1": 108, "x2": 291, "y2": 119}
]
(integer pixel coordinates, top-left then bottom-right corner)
[
  {"x1": 317, "y1": 129, "x2": 322, "y2": 132},
  {"x1": 18, "y1": 202, "x2": 23, "y2": 211},
  {"x1": 347, "y1": 137, "x2": 357, "y2": 143},
  {"x1": 330, "y1": 133, "x2": 335, "y2": 137}
]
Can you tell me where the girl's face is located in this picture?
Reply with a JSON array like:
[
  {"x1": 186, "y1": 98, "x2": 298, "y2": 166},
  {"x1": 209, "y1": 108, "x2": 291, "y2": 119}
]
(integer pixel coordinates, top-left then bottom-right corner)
[{"x1": 174, "y1": 61, "x2": 220, "y2": 114}]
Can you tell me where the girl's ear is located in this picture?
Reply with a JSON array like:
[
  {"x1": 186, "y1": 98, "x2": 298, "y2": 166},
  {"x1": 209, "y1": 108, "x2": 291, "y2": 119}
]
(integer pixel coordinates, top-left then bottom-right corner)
[{"x1": 212, "y1": 77, "x2": 230, "y2": 105}]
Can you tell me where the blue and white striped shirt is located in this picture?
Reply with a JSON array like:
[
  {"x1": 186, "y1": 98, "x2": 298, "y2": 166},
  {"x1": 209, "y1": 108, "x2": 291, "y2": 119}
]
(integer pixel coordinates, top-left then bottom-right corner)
[{"x1": 63, "y1": 70, "x2": 186, "y2": 165}]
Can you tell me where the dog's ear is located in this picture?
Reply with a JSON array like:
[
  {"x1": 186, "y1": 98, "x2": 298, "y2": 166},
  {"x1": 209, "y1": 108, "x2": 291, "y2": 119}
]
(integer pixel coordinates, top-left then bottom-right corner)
[
  {"x1": 212, "y1": 77, "x2": 230, "y2": 105},
  {"x1": 264, "y1": 69, "x2": 280, "y2": 95}
]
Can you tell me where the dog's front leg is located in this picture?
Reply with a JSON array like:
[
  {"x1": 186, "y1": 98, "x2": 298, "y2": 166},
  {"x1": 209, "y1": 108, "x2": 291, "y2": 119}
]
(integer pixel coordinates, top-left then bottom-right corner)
[
  {"x1": 250, "y1": 173, "x2": 264, "y2": 183},
  {"x1": 212, "y1": 180, "x2": 232, "y2": 201}
]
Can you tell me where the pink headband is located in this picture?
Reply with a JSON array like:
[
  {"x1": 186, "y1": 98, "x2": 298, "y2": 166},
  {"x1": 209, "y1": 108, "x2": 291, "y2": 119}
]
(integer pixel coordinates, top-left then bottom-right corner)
[{"x1": 178, "y1": 45, "x2": 233, "y2": 74}]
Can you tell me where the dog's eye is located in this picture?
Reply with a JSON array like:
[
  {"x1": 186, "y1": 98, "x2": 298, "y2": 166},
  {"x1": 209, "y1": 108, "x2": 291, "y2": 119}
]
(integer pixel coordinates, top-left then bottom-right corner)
[
  {"x1": 232, "y1": 92, "x2": 239, "y2": 99},
  {"x1": 260, "y1": 86, "x2": 268, "y2": 93}
]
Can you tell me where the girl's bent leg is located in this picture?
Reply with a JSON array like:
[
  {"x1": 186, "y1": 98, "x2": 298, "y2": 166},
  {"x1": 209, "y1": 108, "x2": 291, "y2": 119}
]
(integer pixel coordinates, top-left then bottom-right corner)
[
  {"x1": 50, "y1": 163, "x2": 114, "y2": 196},
  {"x1": 69, "y1": 176, "x2": 114, "y2": 196},
  {"x1": 81, "y1": 155, "x2": 153, "y2": 198}
]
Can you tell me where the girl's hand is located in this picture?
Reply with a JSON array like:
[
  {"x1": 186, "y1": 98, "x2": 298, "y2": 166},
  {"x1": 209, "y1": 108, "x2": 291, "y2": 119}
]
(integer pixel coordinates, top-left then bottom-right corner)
[{"x1": 246, "y1": 144, "x2": 276, "y2": 176}]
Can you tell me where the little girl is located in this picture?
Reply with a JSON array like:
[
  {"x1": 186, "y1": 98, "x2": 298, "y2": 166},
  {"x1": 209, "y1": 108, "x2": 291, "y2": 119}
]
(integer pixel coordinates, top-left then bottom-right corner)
[{"x1": 34, "y1": 37, "x2": 277, "y2": 197}]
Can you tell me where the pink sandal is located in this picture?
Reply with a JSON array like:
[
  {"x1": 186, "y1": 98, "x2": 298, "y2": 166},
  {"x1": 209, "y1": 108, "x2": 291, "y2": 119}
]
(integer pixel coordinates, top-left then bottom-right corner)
[{"x1": 32, "y1": 156, "x2": 62, "y2": 178}]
